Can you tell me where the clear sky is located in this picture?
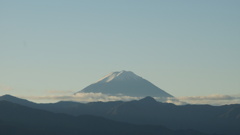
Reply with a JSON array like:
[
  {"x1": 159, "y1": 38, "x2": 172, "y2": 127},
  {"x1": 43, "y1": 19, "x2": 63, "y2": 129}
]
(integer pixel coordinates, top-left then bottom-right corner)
[{"x1": 0, "y1": 0, "x2": 240, "y2": 104}]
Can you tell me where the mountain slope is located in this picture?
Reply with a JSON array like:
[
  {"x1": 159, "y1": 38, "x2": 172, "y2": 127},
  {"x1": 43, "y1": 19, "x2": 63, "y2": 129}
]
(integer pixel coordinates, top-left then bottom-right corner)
[
  {"x1": 106, "y1": 99, "x2": 240, "y2": 135},
  {"x1": 77, "y1": 71, "x2": 173, "y2": 97},
  {"x1": 0, "y1": 100, "x2": 209, "y2": 135},
  {"x1": 1, "y1": 95, "x2": 240, "y2": 135},
  {"x1": 0, "y1": 94, "x2": 36, "y2": 106}
]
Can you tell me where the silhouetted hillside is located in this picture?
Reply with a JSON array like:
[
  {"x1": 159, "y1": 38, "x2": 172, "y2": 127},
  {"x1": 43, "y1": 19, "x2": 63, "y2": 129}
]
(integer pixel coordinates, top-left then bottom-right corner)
[
  {"x1": 1, "y1": 95, "x2": 239, "y2": 135},
  {"x1": 0, "y1": 100, "x2": 210, "y2": 135},
  {"x1": 0, "y1": 94, "x2": 36, "y2": 106}
]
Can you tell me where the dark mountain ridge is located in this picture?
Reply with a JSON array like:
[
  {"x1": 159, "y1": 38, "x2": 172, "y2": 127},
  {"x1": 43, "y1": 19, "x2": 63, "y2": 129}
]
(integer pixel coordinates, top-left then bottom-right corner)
[
  {"x1": 0, "y1": 100, "x2": 210, "y2": 135},
  {"x1": 1, "y1": 95, "x2": 239, "y2": 135}
]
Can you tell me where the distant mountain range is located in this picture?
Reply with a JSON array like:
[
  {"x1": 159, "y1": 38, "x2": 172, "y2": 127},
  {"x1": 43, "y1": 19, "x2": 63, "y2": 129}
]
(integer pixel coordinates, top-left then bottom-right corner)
[
  {"x1": 1, "y1": 94, "x2": 240, "y2": 135},
  {"x1": 76, "y1": 70, "x2": 173, "y2": 98},
  {"x1": 0, "y1": 97, "x2": 212, "y2": 135}
]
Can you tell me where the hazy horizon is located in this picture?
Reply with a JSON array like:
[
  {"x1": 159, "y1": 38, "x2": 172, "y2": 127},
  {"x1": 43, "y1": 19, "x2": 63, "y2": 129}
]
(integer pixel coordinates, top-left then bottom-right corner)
[{"x1": 1, "y1": 0, "x2": 240, "y2": 105}]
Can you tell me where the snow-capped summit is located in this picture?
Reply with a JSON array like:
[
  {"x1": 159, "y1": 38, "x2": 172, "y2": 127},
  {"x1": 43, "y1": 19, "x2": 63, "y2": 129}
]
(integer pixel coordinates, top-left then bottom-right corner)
[
  {"x1": 77, "y1": 71, "x2": 173, "y2": 98},
  {"x1": 97, "y1": 70, "x2": 142, "y2": 83}
]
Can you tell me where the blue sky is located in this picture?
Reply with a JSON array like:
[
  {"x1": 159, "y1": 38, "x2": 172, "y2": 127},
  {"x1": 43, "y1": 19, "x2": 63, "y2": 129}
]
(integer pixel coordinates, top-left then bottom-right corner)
[{"x1": 0, "y1": 0, "x2": 240, "y2": 104}]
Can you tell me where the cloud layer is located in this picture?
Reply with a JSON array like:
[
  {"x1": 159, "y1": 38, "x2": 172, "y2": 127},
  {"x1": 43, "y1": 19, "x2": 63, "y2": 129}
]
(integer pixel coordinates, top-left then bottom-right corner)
[
  {"x1": 175, "y1": 94, "x2": 240, "y2": 105},
  {"x1": 23, "y1": 93, "x2": 141, "y2": 103},
  {"x1": 21, "y1": 92, "x2": 240, "y2": 105}
]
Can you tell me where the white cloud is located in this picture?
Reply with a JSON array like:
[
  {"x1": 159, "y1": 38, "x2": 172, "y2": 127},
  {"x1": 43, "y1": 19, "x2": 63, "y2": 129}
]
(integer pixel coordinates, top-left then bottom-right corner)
[
  {"x1": 22, "y1": 93, "x2": 240, "y2": 105},
  {"x1": 22, "y1": 92, "x2": 141, "y2": 103},
  {"x1": 173, "y1": 94, "x2": 240, "y2": 105}
]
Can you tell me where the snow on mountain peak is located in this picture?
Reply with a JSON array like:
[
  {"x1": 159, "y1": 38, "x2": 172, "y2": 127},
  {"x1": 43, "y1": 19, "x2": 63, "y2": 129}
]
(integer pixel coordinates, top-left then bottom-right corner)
[
  {"x1": 97, "y1": 70, "x2": 142, "y2": 83},
  {"x1": 79, "y1": 70, "x2": 173, "y2": 98}
]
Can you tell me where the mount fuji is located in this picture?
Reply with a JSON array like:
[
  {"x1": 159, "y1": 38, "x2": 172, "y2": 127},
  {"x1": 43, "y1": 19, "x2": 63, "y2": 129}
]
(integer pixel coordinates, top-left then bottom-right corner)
[{"x1": 77, "y1": 71, "x2": 173, "y2": 98}]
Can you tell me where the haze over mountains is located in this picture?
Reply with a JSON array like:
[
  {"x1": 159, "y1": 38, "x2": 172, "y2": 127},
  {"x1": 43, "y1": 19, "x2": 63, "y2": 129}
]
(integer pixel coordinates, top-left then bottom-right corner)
[
  {"x1": 2, "y1": 100, "x2": 203, "y2": 135},
  {"x1": 0, "y1": 71, "x2": 239, "y2": 135},
  {"x1": 0, "y1": 95, "x2": 213, "y2": 135},
  {"x1": 1, "y1": 95, "x2": 240, "y2": 135},
  {"x1": 77, "y1": 70, "x2": 173, "y2": 98},
  {"x1": 1, "y1": 0, "x2": 239, "y2": 134}
]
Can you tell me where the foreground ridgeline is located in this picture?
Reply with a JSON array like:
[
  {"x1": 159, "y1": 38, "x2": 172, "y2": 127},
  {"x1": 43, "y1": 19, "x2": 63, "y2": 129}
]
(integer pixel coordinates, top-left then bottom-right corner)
[
  {"x1": 1, "y1": 95, "x2": 240, "y2": 135},
  {"x1": 0, "y1": 99, "x2": 209, "y2": 135}
]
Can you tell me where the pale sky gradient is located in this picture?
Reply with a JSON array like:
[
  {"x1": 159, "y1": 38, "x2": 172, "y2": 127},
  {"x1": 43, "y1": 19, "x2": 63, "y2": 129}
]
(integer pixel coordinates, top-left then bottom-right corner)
[{"x1": 0, "y1": 0, "x2": 240, "y2": 103}]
